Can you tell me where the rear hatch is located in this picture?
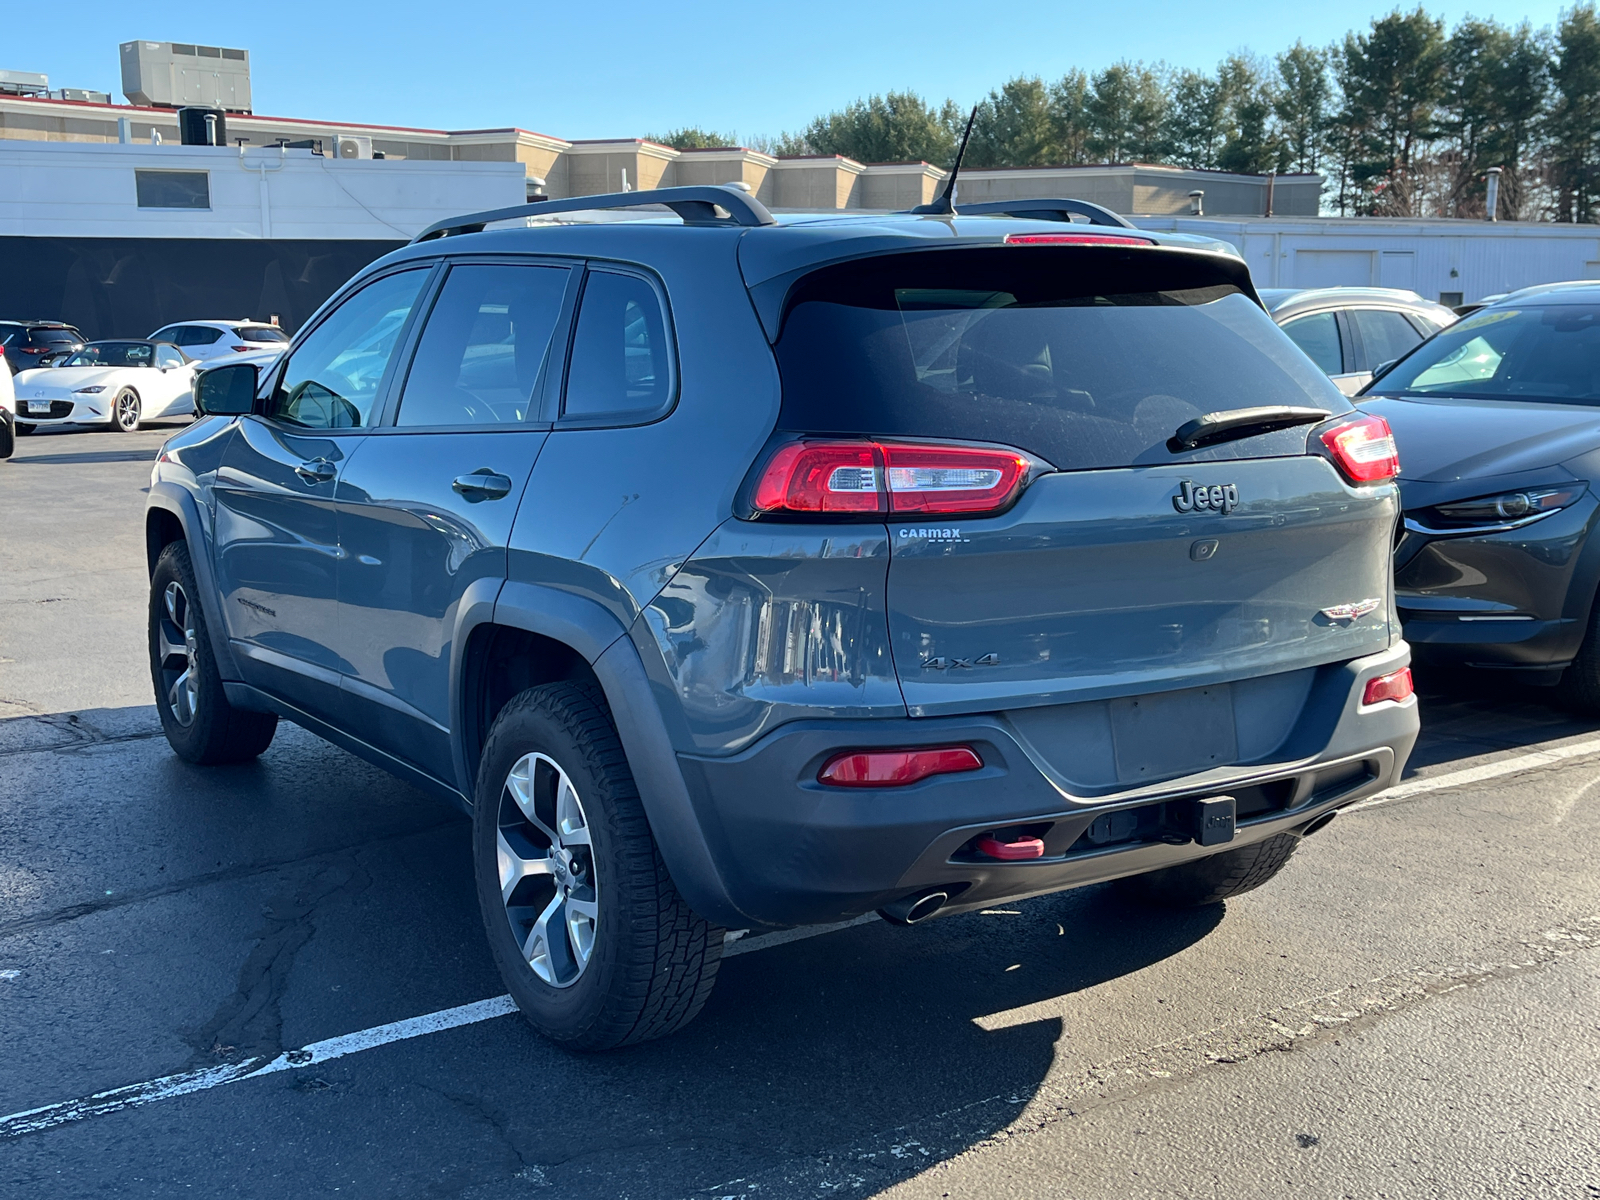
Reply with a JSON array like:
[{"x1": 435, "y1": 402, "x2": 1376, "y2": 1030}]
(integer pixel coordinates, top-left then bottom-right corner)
[{"x1": 766, "y1": 244, "x2": 1398, "y2": 718}]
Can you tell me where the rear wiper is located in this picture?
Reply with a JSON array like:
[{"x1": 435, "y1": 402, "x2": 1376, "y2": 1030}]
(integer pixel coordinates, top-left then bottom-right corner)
[{"x1": 1168, "y1": 406, "x2": 1331, "y2": 453}]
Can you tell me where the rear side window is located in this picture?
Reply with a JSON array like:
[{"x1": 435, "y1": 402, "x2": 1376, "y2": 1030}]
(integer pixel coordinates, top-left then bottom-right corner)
[
  {"x1": 774, "y1": 249, "x2": 1346, "y2": 471},
  {"x1": 1351, "y1": 309, "x2": 1424, "y2": 371},
  {"x1": 562, "y1": 270, "x2": 673, "y2": 422},
  {"x1": 1280, "y1": 312, "x2": 1343, "y2": 375},
  {"x1": 396, "y1": 263, "x2": 570, "y2": 426}
]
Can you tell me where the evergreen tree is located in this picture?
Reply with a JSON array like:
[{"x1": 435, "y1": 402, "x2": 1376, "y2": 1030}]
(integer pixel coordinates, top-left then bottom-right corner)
[
  {"x1": 968, "y1": 77, "x2": 1060, "y2": 168},
  {"x1": 1087, "y1": 62, "x2": 1168, "y2": 161},
  {"x1": 1335, "y1": 8, "x2": 1448, "y2": 214},
  {"x1": 1549, "y1": 3, "x2": 1600, "y2": 221},
  {"x1": 801, "y1": 91, "x2": 964, "y2": 165},
  {"x1": 1275, "y1": 42, "x2": 1332, "y2": 175}
]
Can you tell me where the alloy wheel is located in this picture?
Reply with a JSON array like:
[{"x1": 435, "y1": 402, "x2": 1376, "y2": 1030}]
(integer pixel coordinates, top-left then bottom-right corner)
[
  {"x1": 497, "y1": 753, "x2": 598, "y2": 988},
  {"x1": 157, "y1": 581, "x2": 200, "y2": 726},
  {"x1": 116, "y1": 392, "x2": 140, "y2": 430}
]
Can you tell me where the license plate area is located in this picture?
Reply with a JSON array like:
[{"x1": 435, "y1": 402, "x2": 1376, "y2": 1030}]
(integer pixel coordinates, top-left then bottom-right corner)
[
  {"x1": 1110, "y1": 684, "x2": 1238, "y2": 783},
  {"x1": 25, "y1": 400, "x2": 51, "y2": 415}
]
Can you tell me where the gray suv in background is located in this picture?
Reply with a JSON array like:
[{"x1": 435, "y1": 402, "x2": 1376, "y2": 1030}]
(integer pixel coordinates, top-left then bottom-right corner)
[{"x1": 146, "y1": 187, "x2": 1418, "y2": 1049}]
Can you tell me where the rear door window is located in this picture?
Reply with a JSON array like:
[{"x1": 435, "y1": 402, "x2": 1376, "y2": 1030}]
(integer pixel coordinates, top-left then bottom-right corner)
[
  {"x1": 562, "y1": 269, "x2": 673, "y2": 422},
  {"x1": 1280, "y1": 312, "x2": 1343, "y2": 375},
  {"x1": 1351, "y1": 309, "x2": 1424, "y2": 372},
  {"x1": 395, "y1": 263, "x2": 570, "y2": 426},
  {"x1": 774, "y1": 248, "x2": 1346, "y2": 470}
]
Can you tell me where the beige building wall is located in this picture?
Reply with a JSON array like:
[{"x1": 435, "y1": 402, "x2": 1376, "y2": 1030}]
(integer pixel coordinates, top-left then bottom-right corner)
[{"x1": 0, "y1": 95, "x2": 1324, "y2": 216}]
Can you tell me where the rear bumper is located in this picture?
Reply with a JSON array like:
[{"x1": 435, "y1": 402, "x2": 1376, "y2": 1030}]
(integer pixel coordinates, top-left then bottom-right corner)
[{"x1": 674, "y1": 643, "x2": 1418, "y2": 928}]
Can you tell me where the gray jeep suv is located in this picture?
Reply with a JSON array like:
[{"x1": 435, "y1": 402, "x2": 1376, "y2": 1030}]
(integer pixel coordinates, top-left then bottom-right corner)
[{"x1": 146, "y1": 186, "x2": 1418, "y2": 1049}]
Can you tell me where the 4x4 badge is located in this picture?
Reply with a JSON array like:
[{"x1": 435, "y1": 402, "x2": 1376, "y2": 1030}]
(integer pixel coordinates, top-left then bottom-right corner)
[
  {"x1": 1173, "y1": 480, "x2": 1239, "y2": 514},
  {"x1": 922, "y1": 653, "x2": 999, "y2": 670}
]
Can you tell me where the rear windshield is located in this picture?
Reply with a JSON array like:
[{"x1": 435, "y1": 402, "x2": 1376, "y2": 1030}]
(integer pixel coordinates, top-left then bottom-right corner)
[
  {"x1": 1371, "y1": 304, "x2": 1600, "y2": 405},
  {"x1": 235, "y1": 326, "x2": 289, "y2": 343},
  {"x1": 774, "y1": 248, "x2": 1347, "y2": 470}
]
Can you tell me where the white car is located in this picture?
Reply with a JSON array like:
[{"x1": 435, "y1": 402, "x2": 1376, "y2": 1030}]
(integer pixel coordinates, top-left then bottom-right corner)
[
  {"x1": 147, "y1": 319, "x2": 291, "y2": 362},
  {"x1": 13, "y1": 340, "x2": 197, "y2": 433},
  {"x1": 0, "y1": 354, "x2": 14, "y2": 459}
]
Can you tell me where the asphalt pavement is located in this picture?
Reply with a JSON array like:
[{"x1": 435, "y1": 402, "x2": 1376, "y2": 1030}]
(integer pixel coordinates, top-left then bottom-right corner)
[{"x1": 1, "y1": 421, "x2": 1596, "y2": 1199}]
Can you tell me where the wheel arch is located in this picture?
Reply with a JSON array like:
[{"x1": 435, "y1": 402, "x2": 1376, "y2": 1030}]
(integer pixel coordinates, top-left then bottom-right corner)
[
  {"x1": 145, "y1": 483, "x2": 240, "y2": 681},
  {"x1": 472, "y1": 581, "x2": 749, "y2": 928}
]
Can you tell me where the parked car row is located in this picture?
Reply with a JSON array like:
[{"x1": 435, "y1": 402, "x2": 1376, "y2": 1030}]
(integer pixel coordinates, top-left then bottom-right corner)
[{"x1": 1, "y1": 316, "x2": 289, "y2": 434}]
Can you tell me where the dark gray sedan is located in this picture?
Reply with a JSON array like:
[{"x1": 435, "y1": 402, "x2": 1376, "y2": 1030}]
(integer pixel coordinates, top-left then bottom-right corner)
[{"x1": 1359, "y1": 284, "x2": 1600, "y2": 707}]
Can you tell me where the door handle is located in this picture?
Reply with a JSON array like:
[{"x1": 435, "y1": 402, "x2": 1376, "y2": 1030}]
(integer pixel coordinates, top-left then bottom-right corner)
[
  {"x1": 452, "y1": 471, "x2": 513, "y2": 500},
  {"x1": 295, "y1": 458, "x2": 337, "y2": 484}
]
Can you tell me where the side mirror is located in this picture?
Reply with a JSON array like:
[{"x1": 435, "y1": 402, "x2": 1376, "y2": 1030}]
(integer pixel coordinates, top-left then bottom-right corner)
[{"x1": 195, "y1": 363, "x2": 259, "y2": 416}]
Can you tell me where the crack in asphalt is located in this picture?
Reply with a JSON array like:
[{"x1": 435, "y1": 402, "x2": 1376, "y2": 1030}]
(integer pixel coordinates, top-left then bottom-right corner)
[
  {"x1": 186, "y1": 854, "x2": 374, "y2": 1065},
  {"x1": 689, "y1": 916, "x2": 1600, "y2": 1199},
  {"x1": 0, "y1": 817, "x2": 460, "y2": 942}
]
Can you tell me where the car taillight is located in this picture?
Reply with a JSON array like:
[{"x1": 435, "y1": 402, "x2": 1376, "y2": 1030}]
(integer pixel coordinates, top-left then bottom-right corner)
[
  {"x1": 818, "y1": 746, "x2": 983, "y2": 787},
  {"x1": 231, "y1": 345, "x2": 252, "y2": 352},
  {"x1": 1003, "y1": 232, "x2": 1155, "y2": 246},
  {"x1": 750, "y1": 439, "x2": 1036, "y2": 517},
  {"x1": 1320, "y1": 414, "x2": 1399, "y2": 483},
  {"x1": 1362, "y1": 667, "x2": 1414, "y2": 706}
]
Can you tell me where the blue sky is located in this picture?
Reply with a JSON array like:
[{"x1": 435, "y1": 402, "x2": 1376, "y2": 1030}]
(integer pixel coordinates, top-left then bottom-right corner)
[{"x1": 9, "y1": 1, "x2": 1576, "y2": 141}]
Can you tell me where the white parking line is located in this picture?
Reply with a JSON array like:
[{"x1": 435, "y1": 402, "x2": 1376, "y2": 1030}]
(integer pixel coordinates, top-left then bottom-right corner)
[{"x1": 6, "y1": 734, "x2": 1598, "y2": 1140}]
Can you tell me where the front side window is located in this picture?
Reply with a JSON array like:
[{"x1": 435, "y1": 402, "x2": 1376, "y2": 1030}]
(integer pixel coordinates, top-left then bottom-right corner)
[
  {"x1": 150, "y1": 326, "x2": 181, "y2": 344},
  {"x1": 1352, "y1": 309, "x2": 1424, "y2": 371},
  {"x1": 563, "y1": 270, "x2": 672, "y2": 420},
  {"x1": 396, "y1": 263, "x2": 570, "y2": 427},
  {"x1": 1281, "y1": 312, "x2": 1343, "y2": 375},
  {"x1": 1375, "y1": 304, "x2": 1600, "y2": 404},
  {"x1": 268, "y1": 269, "x2": 428, "y2": 429}
]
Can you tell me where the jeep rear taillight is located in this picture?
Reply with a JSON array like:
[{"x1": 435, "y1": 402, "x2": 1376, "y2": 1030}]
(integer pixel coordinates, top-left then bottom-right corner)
[
  {"x1": 1320, "y1": 414, "x2": 1400, "y2": 483},
  {"x1": 749, "y1": 439, "x2": 1036, "y2": 518}
]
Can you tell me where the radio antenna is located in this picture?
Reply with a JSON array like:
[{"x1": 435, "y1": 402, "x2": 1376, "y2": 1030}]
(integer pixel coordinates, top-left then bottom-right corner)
[{"x1": 913, "y1": 104, "x2": 978, "y2": 216}]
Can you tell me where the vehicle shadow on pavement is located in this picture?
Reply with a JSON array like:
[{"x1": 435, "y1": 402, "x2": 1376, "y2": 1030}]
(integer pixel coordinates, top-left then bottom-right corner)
[
  {"x1": 7, "y1": 448, "x2": 162, "y2": 466},
  {"x1": 1407, "y1": 666, "x2": 1600, "y2": 774}
]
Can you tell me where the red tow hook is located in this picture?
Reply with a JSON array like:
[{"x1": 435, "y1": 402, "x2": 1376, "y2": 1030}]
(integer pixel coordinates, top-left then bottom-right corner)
[{"x1": 975, "y1": 834, "x2": 1046, "y2": 861}]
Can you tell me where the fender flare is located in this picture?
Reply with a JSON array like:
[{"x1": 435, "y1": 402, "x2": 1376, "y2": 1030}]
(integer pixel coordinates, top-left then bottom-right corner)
[
  {"x1": 490, "y1": 581, "x2": 751, "y2": 929},
  {"x1": 146, "y1": 481, "x2": 241, "y2": 682}
]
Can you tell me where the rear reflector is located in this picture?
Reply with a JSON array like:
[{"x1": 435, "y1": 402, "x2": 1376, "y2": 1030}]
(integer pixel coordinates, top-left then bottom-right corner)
[
  {"x1": 751, "y1": 439, "x2": 1035, "y2": 517},
  {"x1": 818, "y1": 746, "x2": 983, "y2": 787},
  {"x1": 974, "y1": 833, "x2": 1046, "y2": 860},
  {"x1": 1003, "y1": 233, "x2": 1155, "y2": 246},
  {"x1": 1362, "y1": 667, "x2": 1414, "y2": 706},
  {"x1": 1320, "y1": 414, "x2": 1400, "y2": 483}
]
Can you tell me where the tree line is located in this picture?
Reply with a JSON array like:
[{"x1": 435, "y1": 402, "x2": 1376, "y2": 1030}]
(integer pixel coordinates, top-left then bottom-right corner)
[{"x1": 650, "y1": 4, "x2": 1600, "y2": 222}]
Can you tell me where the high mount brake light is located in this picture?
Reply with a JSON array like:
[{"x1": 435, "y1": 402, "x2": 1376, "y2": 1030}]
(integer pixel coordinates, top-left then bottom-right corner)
[
  {"x1": 818, "y1": 746, "x2": 983, "y2": 787},
  {"x1": 750, "y1": 439, "x2": 1035, "y2": 517},
  {"x1": 1320, "y1": 414, "x2": 1400, "y2": 483},
  {"x1": 1002, "y1": 233, "x2": 1156, "y2": 246}
]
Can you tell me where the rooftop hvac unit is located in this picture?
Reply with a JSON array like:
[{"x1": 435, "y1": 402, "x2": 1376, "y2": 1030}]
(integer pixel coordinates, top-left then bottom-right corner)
[
  {"x1": 0, "y1": 69, "x2": 49, "y2": 98},
  {"x1": 334, "y1": 135, "x2": 373, "y2": 160},
  {"x1": 51, "y1": 88, "x2": 113, "y2": 104},
  {"x1": 121, "y1": 41, "x2": 252, "y2": 113}
]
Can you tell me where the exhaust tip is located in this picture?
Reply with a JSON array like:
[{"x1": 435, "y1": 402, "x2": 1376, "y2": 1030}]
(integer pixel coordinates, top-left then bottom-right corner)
[
  {"x1": 878, "y1": 889, "x2": 951, "y2": 926},
  {"x1": 1300, "y1": 810, "x2": 1338, "y2": 839}
]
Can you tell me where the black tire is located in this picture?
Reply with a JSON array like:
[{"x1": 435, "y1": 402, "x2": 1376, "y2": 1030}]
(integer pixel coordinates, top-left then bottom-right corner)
[
  {"x1": 1559, "y1": 597, "x2": 1600, "y2": 714},
  {"x1": 15, "y1": 421, "x2": 34, "y2": 436},
  {"x1": 0, "y1": 412, "x2": 12, "y2": 460},
  {"x1": 1115, "y1": 833, "x2": 1300, "y2": 908},
  {"x1": 149, "y1": 541, "x2": 277, "y2": 764},
  {"x1": 110, "y1": 389, "x2": 140, "y2": 432},
  {"x1": 474, "y1": 681, "x2": 722, "y2": 1051}
]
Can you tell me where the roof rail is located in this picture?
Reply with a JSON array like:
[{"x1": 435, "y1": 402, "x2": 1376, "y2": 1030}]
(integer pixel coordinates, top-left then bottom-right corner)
[
  {"x1": 952, "y1": 198, "x2": 1136, "y2": 229},
  {"x1": 411, "y1": 185, "x2": 777, "y2": 243}
]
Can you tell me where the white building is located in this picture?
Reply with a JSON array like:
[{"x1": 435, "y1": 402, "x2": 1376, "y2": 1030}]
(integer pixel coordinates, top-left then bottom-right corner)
[
  {"x1": 0, "y1": 139, "x2": 524, "y2": 337},
  {"x1": 1134, "y1": 214, "x2": 1600, "y2": 306}
]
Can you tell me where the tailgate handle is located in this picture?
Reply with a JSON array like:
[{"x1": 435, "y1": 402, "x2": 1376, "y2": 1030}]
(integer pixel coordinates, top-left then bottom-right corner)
[{"x1": 452, "y1": 470, "x2": 513, "y2": 500}]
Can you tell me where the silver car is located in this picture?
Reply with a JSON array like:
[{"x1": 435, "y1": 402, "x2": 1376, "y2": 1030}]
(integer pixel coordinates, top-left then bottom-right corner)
[{"x1": 1261, "y1": 287, "x2": 1457, "y2": 396}]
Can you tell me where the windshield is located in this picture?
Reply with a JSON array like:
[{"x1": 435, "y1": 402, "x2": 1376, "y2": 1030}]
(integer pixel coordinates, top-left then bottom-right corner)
[
  {"x1": 65, "y1": 342, "x2": 154, "y2": 368},
  {"x1": 775, "y1": 248, "x2": 1347, "y2": 470},
  {"x1": 1371, "y1": 304, "x2": 1600, "y2": 405}
]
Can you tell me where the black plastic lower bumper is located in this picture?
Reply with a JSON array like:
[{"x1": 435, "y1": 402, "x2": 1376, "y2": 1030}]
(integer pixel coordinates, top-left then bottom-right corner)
[{"x1": 675, "y1": 645, "x2": 1419, "y2": 929}]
